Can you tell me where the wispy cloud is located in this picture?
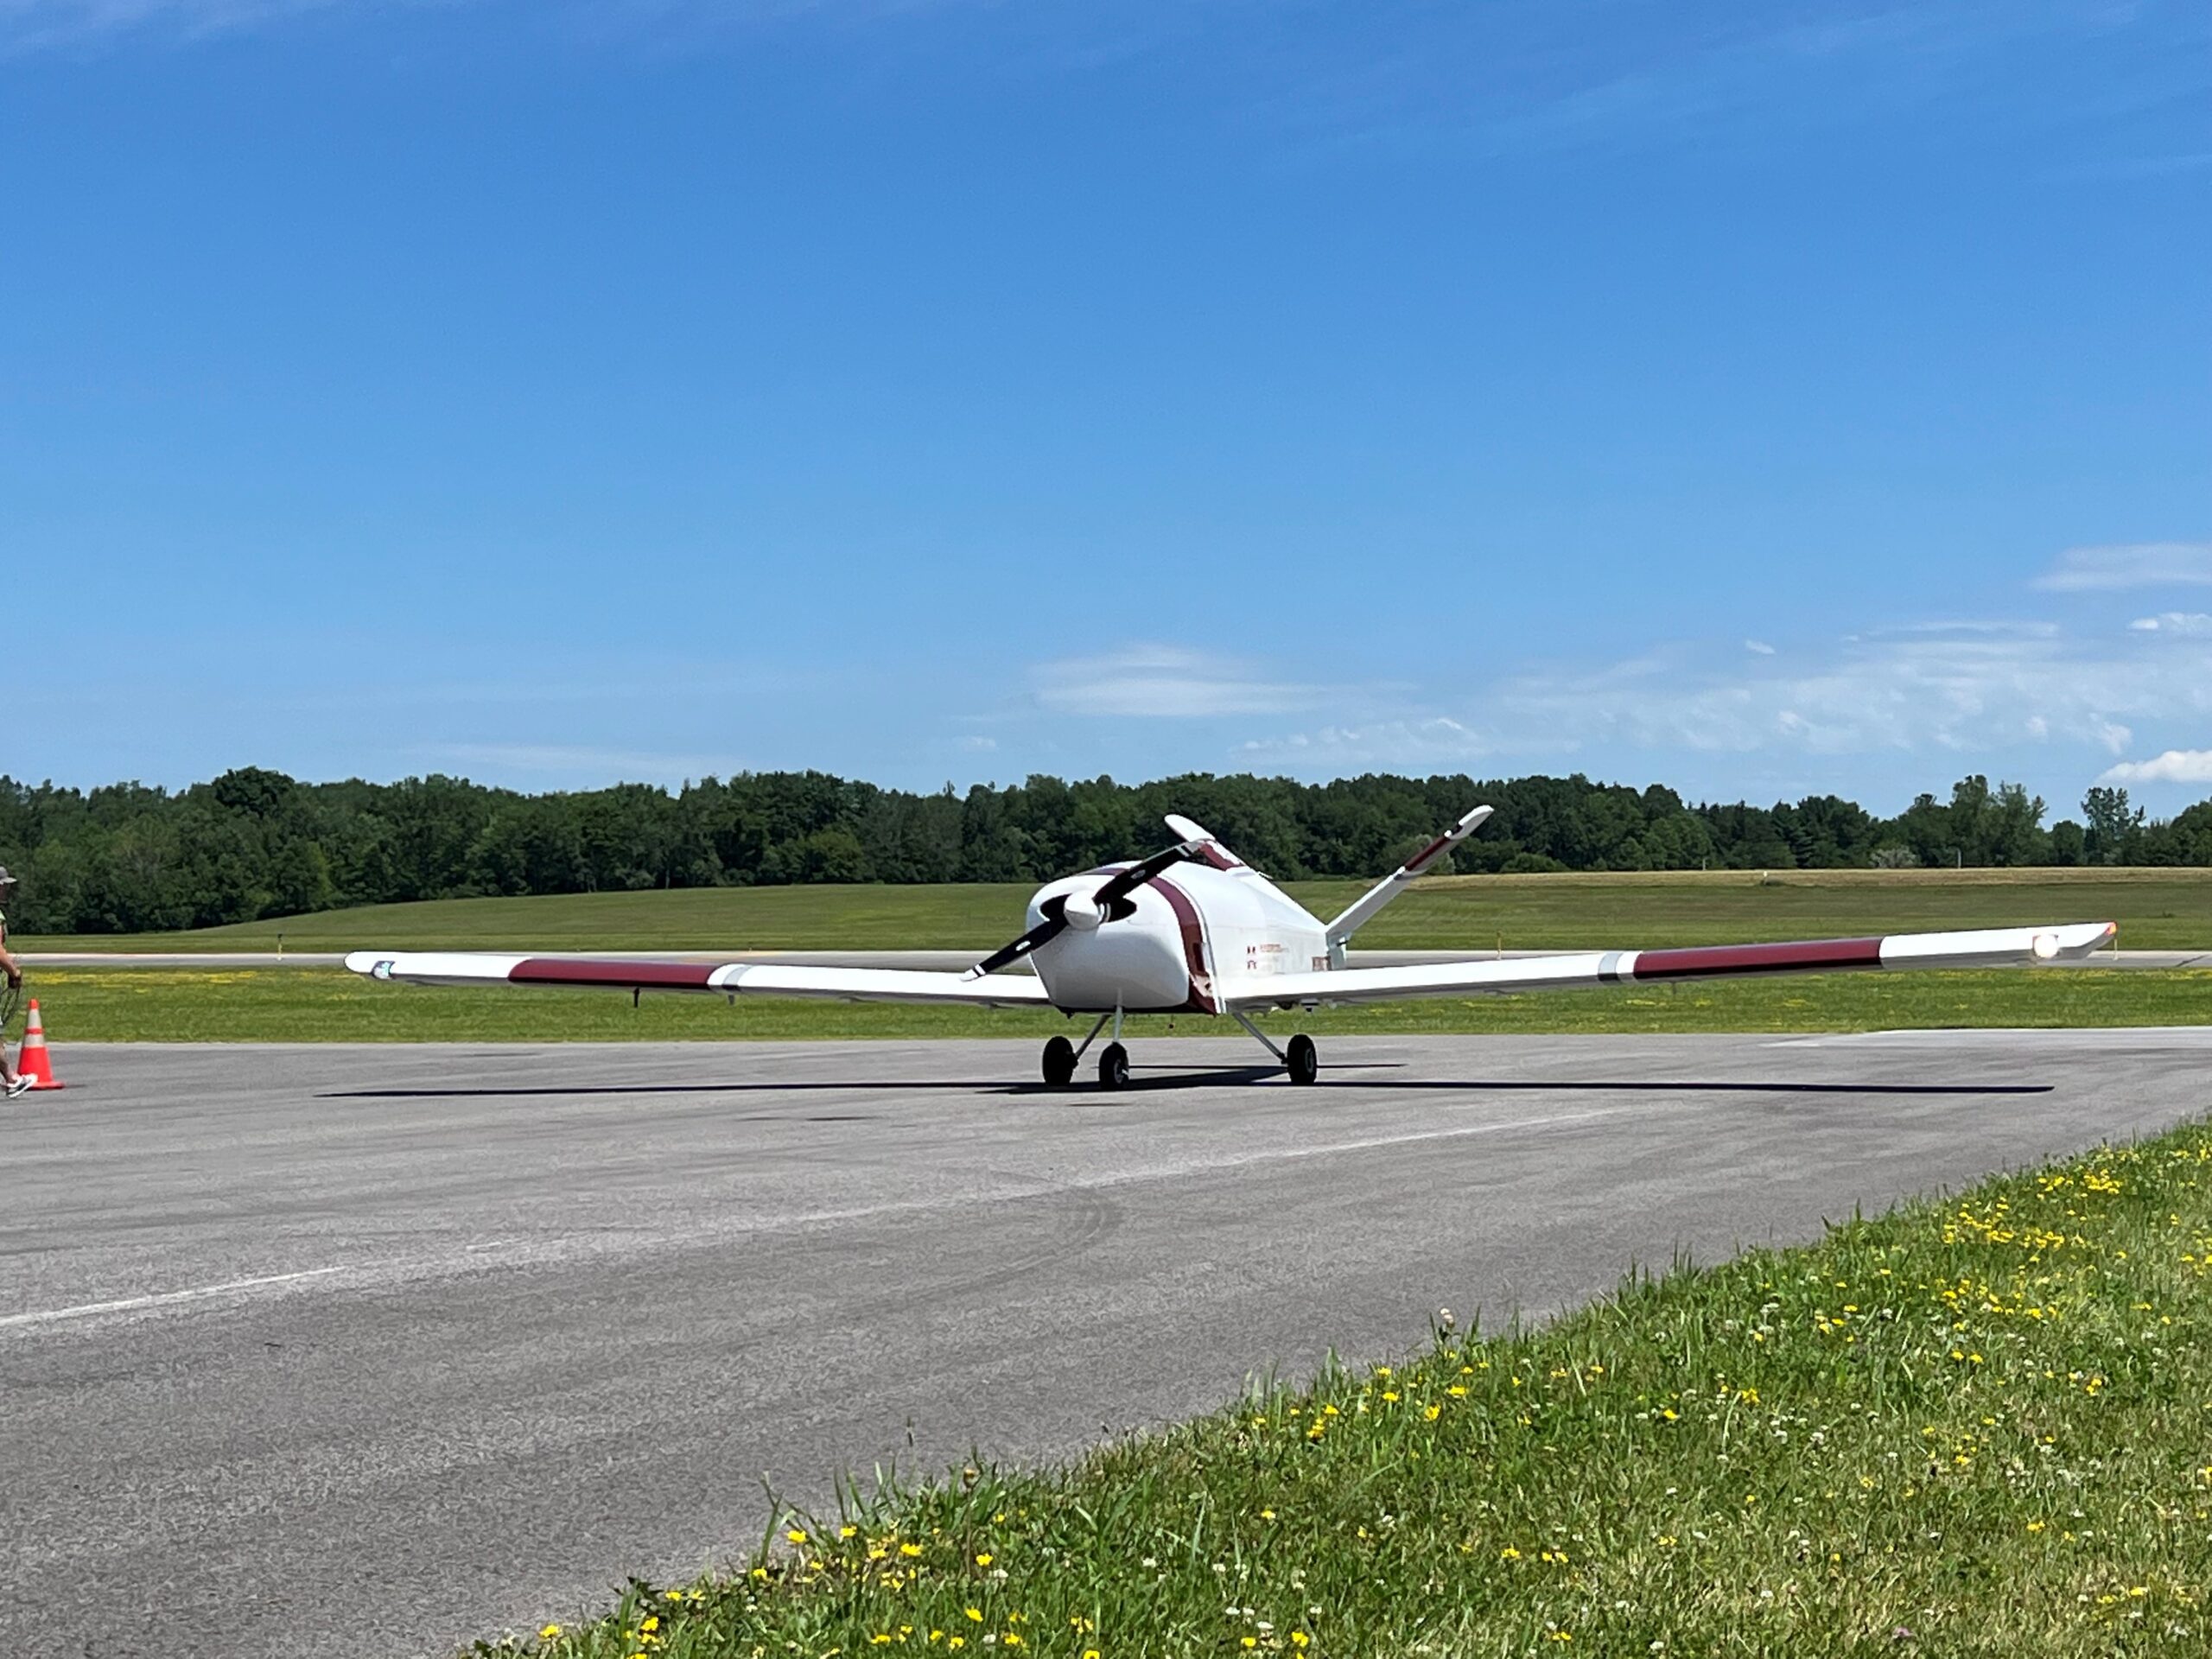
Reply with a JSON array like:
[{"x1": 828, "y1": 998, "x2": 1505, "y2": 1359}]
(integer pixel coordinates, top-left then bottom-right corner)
[
  {"x1": 2031, "y1": 541, "x2": 2212, "y2": 592},
  {"x1": 1276, "y1": 0, "x2": 2203, "y2": 159},
  {"x1": 1243, "y1": 614, "x2": 2210, "y2": 772},
  {"x1": 2129, "y1": 612, "x2": 2212, "y2": 634},
  {"x1": 1032, "y1": 645, "x2": 1335, "y2": 719},
  {"x1": 0, "y1": 0, "x2": 340, "y2": 51},
  {"x1": 425, "y1": 741, "x2": 741, "y2": 781},
  {"x1": 1744, "y1": 639, "x2": 1776, "y2": 655},
  {"x1": 2100, "y1": 748, "x2": 2212, "y2": 785}
]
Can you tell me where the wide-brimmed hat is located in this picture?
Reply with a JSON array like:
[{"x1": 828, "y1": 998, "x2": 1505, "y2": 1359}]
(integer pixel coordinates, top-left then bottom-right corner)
[{"x1": 0, "y1": 866, "x2": 14, "y2": 886}]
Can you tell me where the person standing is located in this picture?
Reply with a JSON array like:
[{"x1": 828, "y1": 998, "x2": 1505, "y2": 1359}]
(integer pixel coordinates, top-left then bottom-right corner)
[{"x1": 0, "y1": 867, "x2": 31, "y2": 1098}]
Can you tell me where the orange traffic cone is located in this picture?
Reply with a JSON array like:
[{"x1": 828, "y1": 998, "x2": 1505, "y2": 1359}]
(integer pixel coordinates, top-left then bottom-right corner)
[{"x1": 17, "y1": 998, "x2": 65, "y2": 1090}]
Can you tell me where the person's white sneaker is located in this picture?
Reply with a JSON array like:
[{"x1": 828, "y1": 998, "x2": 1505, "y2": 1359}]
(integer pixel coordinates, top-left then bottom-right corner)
[{"x1": 3, "y1": 1076, "x2": 32, "y2": 1099}]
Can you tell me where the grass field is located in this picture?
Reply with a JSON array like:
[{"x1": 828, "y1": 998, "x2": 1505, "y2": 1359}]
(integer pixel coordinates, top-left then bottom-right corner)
[
  {"x1": 20, "y1": 867, "x2": 2209, "y2": 955},
  {"x1": 24, "y1": 965, "x2": 2212, "y2": 1044},
  {"x1": 486, "y1": 1116, "x2": 2212, "y2": 1658}
]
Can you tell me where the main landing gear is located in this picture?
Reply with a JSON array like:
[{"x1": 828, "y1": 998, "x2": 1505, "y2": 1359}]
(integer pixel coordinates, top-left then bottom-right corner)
[{"x1": 1037, "y1": 1012, "x2": 1319, "y2": 1089}]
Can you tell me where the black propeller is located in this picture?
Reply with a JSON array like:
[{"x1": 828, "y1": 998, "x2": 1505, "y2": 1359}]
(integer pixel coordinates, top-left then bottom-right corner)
[{"x1": 964, "y1": 841, "x2": 1198, "y2": 978}]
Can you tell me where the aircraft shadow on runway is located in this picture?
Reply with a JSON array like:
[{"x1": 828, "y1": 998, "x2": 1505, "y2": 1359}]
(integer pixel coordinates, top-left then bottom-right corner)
[{"x1": 320, "y1": 1071, "x2": 2051, "y2": 1101}]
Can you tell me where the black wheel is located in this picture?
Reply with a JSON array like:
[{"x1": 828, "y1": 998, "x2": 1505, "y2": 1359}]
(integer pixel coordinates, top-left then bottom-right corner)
[
  {"x1": 1041, "y1": 1035, "x2": 1077, "y2": 1088},
  {"x1": 1287, "y1": 1033, "x2": 1319, "y2": 1085},
  {"x1": 1097, "y1": 1041, "x2": 1130, "y2": 1090}
]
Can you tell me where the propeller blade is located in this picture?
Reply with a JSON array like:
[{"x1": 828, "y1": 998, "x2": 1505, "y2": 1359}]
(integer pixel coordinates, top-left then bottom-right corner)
[
  {"x1": 966, "y1": 899, "x2": 1069, "y2": 978},
  {"x1": 963, "y1": 840, "x2": 1201, "y2": 979},
  {"x1": 1091, "y1": 841, "x2": 1198, "y2": 906}
]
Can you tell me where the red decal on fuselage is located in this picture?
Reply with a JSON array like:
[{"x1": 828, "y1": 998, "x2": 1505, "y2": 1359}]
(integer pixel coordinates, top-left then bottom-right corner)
[
  {"x1": 1631, "y1": 938, "x2": 1885, "y2": 980},
  {"x1": 1149, "y1": 875, "x2": 1218, "y2": 1014}
]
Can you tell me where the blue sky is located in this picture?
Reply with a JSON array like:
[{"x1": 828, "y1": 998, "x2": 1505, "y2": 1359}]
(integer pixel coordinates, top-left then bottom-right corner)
[{"x1": 6, "y1": 0, "x2": 2208, "y2": 817}]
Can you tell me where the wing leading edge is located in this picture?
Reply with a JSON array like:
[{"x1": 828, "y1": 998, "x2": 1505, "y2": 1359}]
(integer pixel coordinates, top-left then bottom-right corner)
[
  {"x1": 1224, "y1": 920, "x2": 2119, "y2": 1011},
  {"x1": 341, "y1": 950, "x2": 1053, "y2": 1007}
]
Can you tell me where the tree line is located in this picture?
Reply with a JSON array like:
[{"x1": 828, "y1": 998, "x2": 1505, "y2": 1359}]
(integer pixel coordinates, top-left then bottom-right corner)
[{"x1": 0, "y1": 766, "x2": 2204, "y2": 936}]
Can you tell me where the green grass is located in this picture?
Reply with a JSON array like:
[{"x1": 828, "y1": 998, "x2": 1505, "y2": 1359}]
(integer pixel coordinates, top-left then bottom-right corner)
[
  {"x1": 487, "y1": 1116, "x2": 2212, "y2": 1658},
  {"x1": 25, "y1": 965, "x2": 2212, "y2": 1043},
  {"x1": 20, "y1": 867, "x2": 2208, "y2": 955}
]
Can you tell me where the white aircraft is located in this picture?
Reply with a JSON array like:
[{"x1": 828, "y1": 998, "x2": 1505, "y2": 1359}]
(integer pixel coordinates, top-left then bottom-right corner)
[{"x1": 346, "y1": 806, "x2": 2117, "y2": 1089}]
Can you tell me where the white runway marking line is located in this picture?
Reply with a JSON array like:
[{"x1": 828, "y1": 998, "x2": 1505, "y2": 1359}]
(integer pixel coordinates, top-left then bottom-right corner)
[{"x1": 0, "y1": 1268, "x2": 347, "y2": 1331}]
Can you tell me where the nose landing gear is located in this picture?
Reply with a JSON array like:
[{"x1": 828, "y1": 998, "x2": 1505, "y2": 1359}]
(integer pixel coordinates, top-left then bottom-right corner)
[{"x1": 1041, "y1": 1010, "x2": 1117, "y2": 1089}]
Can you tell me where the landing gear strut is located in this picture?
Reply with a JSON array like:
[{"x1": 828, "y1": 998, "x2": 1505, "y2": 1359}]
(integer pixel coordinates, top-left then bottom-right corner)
[{"x1": 1232, "y1": 1010, "x2": 1320, "y2": 1084}]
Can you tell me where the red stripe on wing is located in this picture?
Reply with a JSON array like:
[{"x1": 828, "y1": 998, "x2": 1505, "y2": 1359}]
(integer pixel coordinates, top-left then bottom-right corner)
[
  {"x1": 1632, "y1": 938, "x2": 1885, "y2": 981},
  {"x1": 1402, "y1": 832, "x2": 1457, "y2": 872},
  {"x1": 512, "y1": 958, "x2": 723, "y2": 989}
]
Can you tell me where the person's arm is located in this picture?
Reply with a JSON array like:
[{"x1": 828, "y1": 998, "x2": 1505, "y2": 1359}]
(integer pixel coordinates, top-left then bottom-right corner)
[{"x1": 0, "y1": 940, "x2": 19, "y2": 988}]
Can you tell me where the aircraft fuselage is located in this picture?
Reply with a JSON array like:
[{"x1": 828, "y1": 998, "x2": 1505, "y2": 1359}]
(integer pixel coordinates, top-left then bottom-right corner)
[{"x1": 1024, "y1": 859, "x2": 1328, "y2": 1013}]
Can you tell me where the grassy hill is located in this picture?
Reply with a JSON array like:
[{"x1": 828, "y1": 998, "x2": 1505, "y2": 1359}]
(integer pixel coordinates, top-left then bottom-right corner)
[{"x1": 21, "y1": 866, "x2": 2204, "y2": 954}]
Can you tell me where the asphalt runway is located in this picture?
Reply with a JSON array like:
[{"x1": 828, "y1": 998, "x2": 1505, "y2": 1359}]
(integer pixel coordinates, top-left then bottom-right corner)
[{"x1": 5, "y1": 1030, "x2": 2209, "y2": 1659}]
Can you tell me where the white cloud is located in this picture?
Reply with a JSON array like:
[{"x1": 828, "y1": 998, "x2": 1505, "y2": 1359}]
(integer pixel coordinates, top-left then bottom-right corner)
[
  {"x1": 2031, "y1": 541, "x2": 2212, "y2": 592},
  {"x1": 1033, "y1": 645, "x2": 1332, "y2": 719},
  {"x1": 1239, "y1": 717, "x2": 1486, "y2": 768},
  {"x1": 426, "y1": 742, "x2": 738, "y2": 781},
  {"x1": 2100, "y1": 749, "x2": 2212, "y2": 786},
  {"x1": 1243, "y1": 617, "x2": 2211, "y2": 771},
  {"x1": 2130, "y1": 612, "x2": 2212, "y2": 634},
  {"x1": 957, "y1": 734, "x2": 998, "y2": 752},
  {"x1": 0, "y1": 0, "x2": 338, "y2": 51},
  {"x1": 1744, "y1": 639, "x2": 1776, "y2": 655}
]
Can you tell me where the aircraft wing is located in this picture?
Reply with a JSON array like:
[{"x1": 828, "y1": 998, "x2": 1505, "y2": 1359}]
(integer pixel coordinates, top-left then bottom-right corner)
[
  {"x1": 1224, "y1": 921, "x2": 2119, "y2": 1011},
  {"x1": 341, "y1": 951, "x2": 1054, "y2": 1007}
]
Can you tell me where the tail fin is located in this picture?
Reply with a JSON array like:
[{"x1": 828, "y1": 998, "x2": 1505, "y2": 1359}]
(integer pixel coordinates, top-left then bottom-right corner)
[{"x1": 1325, "y1": 804, "x2": 1492, "y2": 961}]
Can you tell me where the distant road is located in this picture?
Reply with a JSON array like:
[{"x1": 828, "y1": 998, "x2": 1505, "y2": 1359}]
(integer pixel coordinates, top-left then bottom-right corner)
[{"x1": 26, "y1": 948, "x2": 2206, "y2": 970}]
